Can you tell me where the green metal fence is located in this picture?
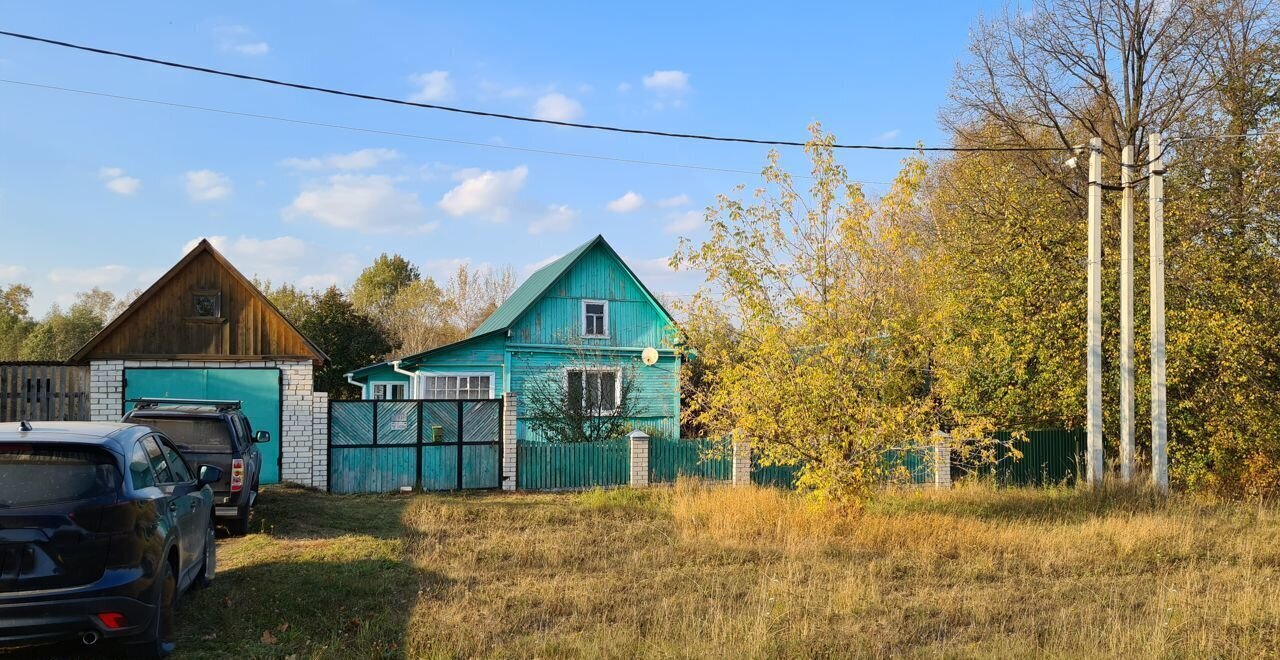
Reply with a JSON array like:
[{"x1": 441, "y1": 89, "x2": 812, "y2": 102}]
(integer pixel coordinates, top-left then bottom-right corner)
[
  {"x1": 516, "y1": 439, "x2": 629, "y2": 490},
  {"x1": 751, "y1": 447, "x2": 936, "y2": 489},
  {"x1": 649, "y1": 438, "x2": 732, "y2": 483},
  {"x1": 969, "y1": 429, "x2": 1087, "y2": 486}
]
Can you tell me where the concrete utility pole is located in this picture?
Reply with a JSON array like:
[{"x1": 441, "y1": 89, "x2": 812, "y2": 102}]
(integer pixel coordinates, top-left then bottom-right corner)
[
  {"x1": 1120, "y1": 145, "x2": 1135, "y2": 483},
  {"x1": 1086, "y1": 137, "x2": 1105, "y2": 485},
  {"x1": 1149, "y1": 133, "x2": 1169, "y2": 492}
]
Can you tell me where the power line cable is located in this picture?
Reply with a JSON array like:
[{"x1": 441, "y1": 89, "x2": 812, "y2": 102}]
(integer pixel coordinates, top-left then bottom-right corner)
[
  {"x1": 0, "y1": 77, "x2": 897, "y2": 184},
  {"x1": 0, "y1": 29, "x2": 1068, "y2": 153}
]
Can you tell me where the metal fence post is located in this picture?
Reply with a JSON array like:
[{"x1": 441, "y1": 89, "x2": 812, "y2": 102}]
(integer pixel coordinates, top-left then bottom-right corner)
[
  {"x1": 629, "y1": 430, "x2": 650, "y2": 488},
  {"x1": 502, "y1": 394, "x2": 518, "y2": 491},
  {"x1": 731, "y1": 437, "x2": 752, "y2": 486}
]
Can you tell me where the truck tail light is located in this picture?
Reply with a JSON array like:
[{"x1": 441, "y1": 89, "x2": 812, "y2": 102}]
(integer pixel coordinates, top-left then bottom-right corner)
[{"x1": 230, "y1": 459, "x2": 244, "y2": 493}]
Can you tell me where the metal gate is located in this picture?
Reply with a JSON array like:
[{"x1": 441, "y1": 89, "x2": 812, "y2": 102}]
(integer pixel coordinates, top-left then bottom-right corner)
[{"x1": 328, "y1": 399, "x2": 502, "y2": 494}]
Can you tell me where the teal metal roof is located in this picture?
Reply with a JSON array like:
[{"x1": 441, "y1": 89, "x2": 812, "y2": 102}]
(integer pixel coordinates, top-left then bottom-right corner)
[
  {"x1": 468, "y1": 234, "x2": 675, "y2": 338},
  {"x1": 468, "y1": 236, "x2": 597, "y2": 336}
]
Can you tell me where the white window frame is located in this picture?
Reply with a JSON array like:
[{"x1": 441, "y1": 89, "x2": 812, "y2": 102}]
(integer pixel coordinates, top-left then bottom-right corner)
[
  {"x1": 368, "y1": 381, "x2": 408, "y2": 401},
  {"x1": 581, "y1": 299, "x2": 610, "y2": 338},
  {"x1": 564, "y1": 367, "x2": 622, "y2": 415},
  {"x1": 415, "y1": 372, "x2": 496, "y2": 400}
]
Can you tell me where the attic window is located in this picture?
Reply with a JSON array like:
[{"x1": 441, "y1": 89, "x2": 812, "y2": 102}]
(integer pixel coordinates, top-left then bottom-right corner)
[
  {"x1": 582, "y1": 300, "x2": 608, "y2": 338},
  {"x1": 191, "y1": 290, "x2": 222, "y2": 319}
]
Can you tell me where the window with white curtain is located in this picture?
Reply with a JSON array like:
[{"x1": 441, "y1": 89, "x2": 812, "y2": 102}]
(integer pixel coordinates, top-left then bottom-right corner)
[
  {"x1": 420, "y1": 374, "x2": 492, "y2": 400},
  {"x1": 370, "y1": 383, "x2": 406, "y2": 400}
]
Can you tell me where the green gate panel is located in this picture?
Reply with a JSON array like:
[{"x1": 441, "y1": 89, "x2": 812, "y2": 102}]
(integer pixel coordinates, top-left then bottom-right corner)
[
  {"x1": 420, "y1": 445, "x2": 457, "y2": 490},
  {"x1": 461, "y1": 445, "x2": 499, "y2": 488},
  {"x1": 124, "y1": 368, "x2": 281, "y2": 484}
]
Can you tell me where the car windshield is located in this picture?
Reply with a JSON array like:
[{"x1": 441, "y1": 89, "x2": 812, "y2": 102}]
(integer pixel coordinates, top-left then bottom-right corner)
[
  {"x1": 137, "y1": 418, "x2": 235, "y2": 453},
  {"x1": 0, "y1": 445, "x2": 120, "y2": 508}
]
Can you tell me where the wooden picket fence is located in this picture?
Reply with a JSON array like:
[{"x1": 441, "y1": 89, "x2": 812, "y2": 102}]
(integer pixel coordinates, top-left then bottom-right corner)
[{"x1": 0, "y1": 362, "x2": 91, "y2": 423}]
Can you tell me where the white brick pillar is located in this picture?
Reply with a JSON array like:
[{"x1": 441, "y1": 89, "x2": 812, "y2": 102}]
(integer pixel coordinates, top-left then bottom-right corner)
[
  {"x1": 502, "y1": 394, "x2": 518, "y2": 491},
  {"x1": 312, "y1": 392, "x2": 329, "y2": 491},
  {"x1": 89, "y1": 360, "x2": 124, "y2": 422},
  {"x1": 934, "y1": 432, "x2": 952, "y2": 490},
  {"x1": 629, "y1": 430, "x2": 650, "y2": 488},
  {"x1": 277, "y1": 361, "x2": 316, "y2": 486},
  {"x1": 732, "y1": 437, "x2": 752, "y2": 486}
]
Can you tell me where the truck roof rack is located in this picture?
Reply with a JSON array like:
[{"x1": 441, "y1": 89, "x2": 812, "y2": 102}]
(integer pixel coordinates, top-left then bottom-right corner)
[{"x1": 129, "y1": 398, "x2": 242, "y2": 411}]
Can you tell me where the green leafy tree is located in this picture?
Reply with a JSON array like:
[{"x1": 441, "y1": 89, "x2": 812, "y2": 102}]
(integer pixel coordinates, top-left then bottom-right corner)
[
  {"x1": 350, "y1": 253, "x2": 421, "y2": 318},
  {"x1": 19, "y1": 294, "x2": 108, "y2": 361},
  {"x1": 300, "y1": 287, "x2": 394, "y2": 399},
  {"x1": 0, "y1": 284, "x2": 35, "y2": 360}
]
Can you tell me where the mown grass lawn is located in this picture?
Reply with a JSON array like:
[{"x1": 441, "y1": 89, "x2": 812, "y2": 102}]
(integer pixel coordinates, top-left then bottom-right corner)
[{"x1": 151, "y1": 482, "x2": 1280, "y2": 658}]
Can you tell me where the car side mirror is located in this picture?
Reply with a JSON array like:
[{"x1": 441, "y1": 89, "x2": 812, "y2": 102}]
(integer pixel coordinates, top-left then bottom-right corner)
[
  {"x1": 197, "y1": 465, "x2": 223, "y2": 486},
  {"x1": 254, "y1": 430, "x2": 271, "y2": 444}
]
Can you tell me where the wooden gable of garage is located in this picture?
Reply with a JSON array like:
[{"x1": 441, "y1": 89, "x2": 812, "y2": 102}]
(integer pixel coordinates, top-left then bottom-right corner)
[{"x1": 70, "y1": 239, "x2": 326, "y2": 365}]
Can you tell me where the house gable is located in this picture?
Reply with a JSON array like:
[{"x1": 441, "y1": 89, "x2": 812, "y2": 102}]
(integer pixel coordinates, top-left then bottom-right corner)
[
  {"x1": 70, "y1": 240, "x2": 326, "y2": 364},
  {"x1": 507, "y1": 241, "x2": 675, "y2": 348}
]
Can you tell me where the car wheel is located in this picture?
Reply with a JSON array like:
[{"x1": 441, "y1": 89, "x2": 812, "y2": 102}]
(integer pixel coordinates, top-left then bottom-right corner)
[
  {"x1": 192, "y1": 521, "x2": 216, "y2": 589},
  {"x1": 126, "y1": 558, "x2": 177, "y2": 659},
  {"x1": 227, "y1": 504, "x2": 251, "y2": 536}
]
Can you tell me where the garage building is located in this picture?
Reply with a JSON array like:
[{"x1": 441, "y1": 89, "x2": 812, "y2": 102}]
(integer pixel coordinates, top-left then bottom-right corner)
[{"x1": 71, "y1": 239, "x2": 329, "y2": 487}]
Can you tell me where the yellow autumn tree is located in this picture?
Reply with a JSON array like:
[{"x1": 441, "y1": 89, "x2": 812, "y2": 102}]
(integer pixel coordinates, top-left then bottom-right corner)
[{"x1": 673, "y1": 126, "x2": 999, "y2": 503}]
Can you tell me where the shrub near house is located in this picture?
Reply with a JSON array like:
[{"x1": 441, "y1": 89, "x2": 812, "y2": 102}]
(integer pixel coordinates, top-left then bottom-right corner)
[{"x1": 346, "y1": 235, "x2": 681, "y2": 443}]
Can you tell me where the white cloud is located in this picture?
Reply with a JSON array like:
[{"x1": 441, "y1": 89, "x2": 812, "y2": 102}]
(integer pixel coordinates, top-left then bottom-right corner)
[
  {"x1": 664, "y1": 210, "x2": 704, "y2": 235},
  {"x1": 408, "y1": 71, "x2": 454, "y2": 102},
  {"x1": 48, "y1": 265, "x2": 131, "y2": 287},
  {"x1": 216, "y1": 25, "x2": 269, "y2": 56},
  {"x1": 877, "y1": 128, "x2": 902, "y2": 142},
  {"x1": 0, "y1": 265, "x2": 26, "y2": 280},
  {"x1": 185, "y1": 170, "x2": 232, "y2": 202},
  {"x1": 532, "y1": 93, "x2": 584, "y2": 122},
  {"x1": 98, "y1": 167, "x2": 140, "y2": 195},
  {"x1": 528, "y1": 204, "x2": 578, "y2": 235},
  {"x1": 438, "y1": 165, "x2": 528, "y2": 220},
  {"x1": 284, "y1": 174, "x2": 435, "y2": 234},
  {"x1": 643, "y1": 70, "x2": 690, "y2": 93},
  {"x1": 280, "y1": 148, "x2": 400, "y2": 171},
  {"x1": 607, "y1": 191, "x2": 645, "y2": 213},
  {"x1": 523, "y1": 254, "x2": 562, "y2": 275},
  {"x1": 184, "y1": 235, "x2": 307, "y2": 263},
  {"x1": 655, "y1": 194, "x2": 690, "y2": 208}
]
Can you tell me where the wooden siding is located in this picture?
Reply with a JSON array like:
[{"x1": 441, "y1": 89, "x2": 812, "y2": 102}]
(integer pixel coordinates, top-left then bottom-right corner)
[
  {"x1": 508, "y1": 348, "x2": 679, "y2": 442},
  {"x1": 0, "y1": 363, "x2": 89, "y2": 422},
  {"x1": 79, "y1": 249, "x2": 319, "y2": 361},
  {"x1": 508, "y1": 245, "x2": 675, "y2": 348}
]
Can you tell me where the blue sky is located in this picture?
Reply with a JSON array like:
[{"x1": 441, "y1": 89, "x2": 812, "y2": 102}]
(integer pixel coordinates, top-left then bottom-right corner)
[{"x1": 0, "y1": 1, "x2": 1000, "y2": 316}]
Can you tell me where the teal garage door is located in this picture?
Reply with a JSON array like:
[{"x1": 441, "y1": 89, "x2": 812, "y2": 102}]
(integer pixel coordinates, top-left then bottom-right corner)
[{"x1": 123, "y1": 368, "x2": 282, "y2": 484}]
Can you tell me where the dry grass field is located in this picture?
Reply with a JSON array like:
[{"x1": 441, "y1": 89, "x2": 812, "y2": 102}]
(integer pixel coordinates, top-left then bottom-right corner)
[{"x1": 142, "y1": 481, "x2": 1280, "y2": 658}]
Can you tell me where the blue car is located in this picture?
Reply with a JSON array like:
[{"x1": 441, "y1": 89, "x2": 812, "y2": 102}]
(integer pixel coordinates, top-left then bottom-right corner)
[{"x1": 0, "y1": 421, "x2": 219, "y2": 658}]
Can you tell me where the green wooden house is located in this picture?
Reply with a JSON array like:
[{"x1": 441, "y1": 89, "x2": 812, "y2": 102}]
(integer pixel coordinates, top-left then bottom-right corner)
[{"x1": 345, "y1": 235, "x2": 681, "y2": 441}]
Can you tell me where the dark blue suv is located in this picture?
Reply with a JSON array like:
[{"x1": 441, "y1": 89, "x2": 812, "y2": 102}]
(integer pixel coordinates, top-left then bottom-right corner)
[{"x1": 0, "y1": 421, "x2": 220, "y2": 658}]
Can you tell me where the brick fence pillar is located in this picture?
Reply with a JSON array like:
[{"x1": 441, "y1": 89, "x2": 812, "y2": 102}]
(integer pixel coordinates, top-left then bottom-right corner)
[
  {"x1": 502, "y1": 394, "x2": 518, "y2": 491},
  {"x1": 629, "y1": 430, "x2": 650, "y2": 488},
  {"x1": 732, "y1": 437, "x2": 752, "y2": 486},
  {"x1": 312, "y1": 392, "x2": 329, "y2": 491},
  {"x1": 934, "y1": 432, "x2": 952, "y2": 489}
]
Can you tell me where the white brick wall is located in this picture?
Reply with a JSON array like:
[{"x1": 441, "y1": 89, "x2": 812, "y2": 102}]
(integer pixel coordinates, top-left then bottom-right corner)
[
  {"x1": 89, "y1": 358, "x2": 323, "y2": 488},
  {"x1": 501, "y1": 394, "x2": 518, "y2": 491},
  {"x1": 732, "y1": 438, "x2": 752, "y2": 486},
  {"x1": 312, "y1": 391, "x2": 329, "y2": 490},
  {"x1": 629, "y1": 431, "x2": 650, "y2": 488}
]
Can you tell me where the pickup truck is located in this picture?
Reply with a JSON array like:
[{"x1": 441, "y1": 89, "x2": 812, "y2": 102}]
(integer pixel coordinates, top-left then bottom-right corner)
[{"x1": 122, "y1": 399, "x2": 268, "y2": 536}]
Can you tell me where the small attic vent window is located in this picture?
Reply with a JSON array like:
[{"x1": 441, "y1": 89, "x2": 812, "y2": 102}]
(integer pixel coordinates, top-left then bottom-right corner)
[{"x1": 191, "y1": 290, "x2": 222, "y2": 319}]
